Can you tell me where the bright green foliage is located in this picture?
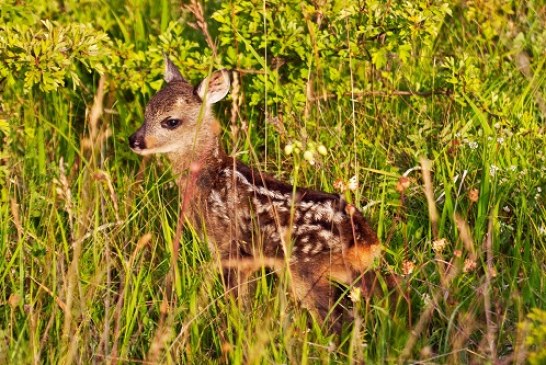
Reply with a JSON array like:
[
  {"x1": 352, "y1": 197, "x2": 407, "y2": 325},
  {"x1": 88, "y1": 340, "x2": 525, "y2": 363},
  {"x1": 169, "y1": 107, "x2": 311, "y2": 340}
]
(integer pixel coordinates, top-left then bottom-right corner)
[
  {"x1": 1, "y1": 0, "x2": 546, "y2": 363},
  {"x1": 1, "y1": 20, "x2": 110, "y2": 92},
  {"x1": 213, "y1": 0, "x2": 452, "y2": 108},
  {"x1": 526, "y1": 308, "x2": 546, "y2": 365}
]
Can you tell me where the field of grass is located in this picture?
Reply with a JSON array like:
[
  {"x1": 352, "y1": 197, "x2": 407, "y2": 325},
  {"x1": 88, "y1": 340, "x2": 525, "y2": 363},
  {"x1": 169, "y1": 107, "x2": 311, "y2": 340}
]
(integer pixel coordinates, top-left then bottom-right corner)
[{"x1": 1, "y1": 0, "x2": 546, "y2": 363}]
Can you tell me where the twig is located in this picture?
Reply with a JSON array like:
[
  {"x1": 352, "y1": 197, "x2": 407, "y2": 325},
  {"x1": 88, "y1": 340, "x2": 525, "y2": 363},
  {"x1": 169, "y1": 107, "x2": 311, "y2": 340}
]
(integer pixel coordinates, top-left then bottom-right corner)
[
  {"x1": 420, "y1": 158, "x2": 439, "y2": 240},
  {"x1": 30, "y1": 277, "x2": 67, "y2": 312},
  {"x1": 399, "y1": 289, "x2": 443, "y2": 363},
  {"x1": 183, "y1": 0, "x2": 217, "y2": 57},
  {"x1": 483, "y1": 218, "x2": 497, "y2": 363},
  {"x1": 515, "y1": 51, "x2": 546, "y2": 117},
  {"x1": 110, "y1": 233, "x2": 152, "y2": 364},
  {"x1": 309, "y1": 88, "x2": 452, "y2": 102},
  {"x1": 88, "y1": 76, "x2": 105, "y2": 140},
  {"x1": 9, "y1": 197, "x2": 23, "y2": 241},
  {"x1": 229, "y1": 70, "x2": 240, "y2": 126},
  {"x1": 398, "y1": 183, "x2": 473, "y2": 363},
  {"x1": 233, "y1": 68, "x2": 266, "y2": 75},
  {"x1": 71, "y1": 221, "x2": 124, "y2": 248}
]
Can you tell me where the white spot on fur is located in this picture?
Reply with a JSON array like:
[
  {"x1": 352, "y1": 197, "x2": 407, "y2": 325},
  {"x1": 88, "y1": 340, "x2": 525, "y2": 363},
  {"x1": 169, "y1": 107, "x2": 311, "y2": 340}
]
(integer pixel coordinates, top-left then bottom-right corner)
[
  {"x1": 296, "y1": 224, "x2": 321, "y2": 234},
  {"x1": 256, "y1": 202, "x2": 272, "y2": 215},
  {"x1": 209, "y1": 190, "x2": 224, "y2": 207},
  {"x1": 298, "y1": 201, "x2": 315, "y2": 210},
  {"x1": 332, "y1": 212, "x2": 344, "y2": 224},
  {"x1": 304, "y1": 201, "x2": 336, "y2": 222},
  {"x1": 226, "y1": 168, "x2": 291, "y2": 201},
  {"x1": 311, "y1": 244, "x2": 323, "y2": 254},
  {"x1": 318, "y1": 229, "x2": 333, "y2": 241}
]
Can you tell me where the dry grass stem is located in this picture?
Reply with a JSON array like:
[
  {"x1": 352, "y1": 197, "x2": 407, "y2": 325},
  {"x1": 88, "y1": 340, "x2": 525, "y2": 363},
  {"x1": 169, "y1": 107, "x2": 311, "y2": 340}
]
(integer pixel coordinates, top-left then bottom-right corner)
[
  {"x1": 515, "y1": 51, "x2": 546, "y2": 116},
  {"x1": 183, "y1": 0, "x2": 217, "y2": 57},
  {"x1": 420, "y1": 157, "x2": 439, "y2": 239},
  {"x1": 309, "y1": 88, "x2": 452, "y2": 102},
  {"x1": 483, "y1": 218, "x2": 497, "y2": 363}
]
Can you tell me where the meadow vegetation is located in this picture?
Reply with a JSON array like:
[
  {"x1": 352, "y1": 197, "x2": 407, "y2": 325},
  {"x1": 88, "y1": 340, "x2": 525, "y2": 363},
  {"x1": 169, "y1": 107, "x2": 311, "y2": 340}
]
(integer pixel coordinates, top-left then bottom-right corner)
[{"x1": 1, "y1": 0, "x2": 546, "y2": 363}]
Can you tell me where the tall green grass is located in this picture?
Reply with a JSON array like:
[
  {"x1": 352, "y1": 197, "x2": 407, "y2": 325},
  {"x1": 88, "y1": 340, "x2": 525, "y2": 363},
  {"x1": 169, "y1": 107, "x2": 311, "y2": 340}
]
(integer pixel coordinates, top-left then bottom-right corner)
[{"x1": 1, "y1": 0, "x2": 546, "y2": 364}]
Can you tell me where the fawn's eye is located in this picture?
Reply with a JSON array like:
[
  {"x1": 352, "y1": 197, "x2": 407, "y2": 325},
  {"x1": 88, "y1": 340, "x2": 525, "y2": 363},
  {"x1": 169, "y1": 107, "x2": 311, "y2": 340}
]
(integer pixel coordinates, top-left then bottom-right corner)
[{"x1": 161, "y1": 118, "x2": 183, "y2": 130}]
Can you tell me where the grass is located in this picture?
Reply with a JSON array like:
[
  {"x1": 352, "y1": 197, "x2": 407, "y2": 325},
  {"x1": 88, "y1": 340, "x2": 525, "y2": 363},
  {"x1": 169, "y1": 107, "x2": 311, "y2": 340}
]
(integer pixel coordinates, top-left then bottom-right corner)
[{"x1": 1, "y1": 0, "x2": 546, "y2": 364}]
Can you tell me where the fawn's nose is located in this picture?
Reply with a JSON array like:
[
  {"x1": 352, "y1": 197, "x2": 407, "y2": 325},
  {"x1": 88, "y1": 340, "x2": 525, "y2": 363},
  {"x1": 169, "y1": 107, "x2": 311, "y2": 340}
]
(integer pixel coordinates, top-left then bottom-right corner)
[{"x1": 128, "y1": 131, "x2": 146, "y2": 150}]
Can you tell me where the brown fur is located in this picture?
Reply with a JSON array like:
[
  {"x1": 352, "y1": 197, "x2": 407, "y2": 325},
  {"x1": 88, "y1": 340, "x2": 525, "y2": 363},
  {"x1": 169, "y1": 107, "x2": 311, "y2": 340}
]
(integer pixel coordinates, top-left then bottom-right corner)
[{"x1": 129, "y1": 58, "x2": 383, "y2": 331}]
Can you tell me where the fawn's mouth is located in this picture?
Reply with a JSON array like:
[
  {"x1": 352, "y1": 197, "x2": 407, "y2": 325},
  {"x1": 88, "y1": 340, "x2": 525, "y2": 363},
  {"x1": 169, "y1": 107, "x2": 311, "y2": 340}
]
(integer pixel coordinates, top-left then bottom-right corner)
[
  {"x1": 128, "y1": 132, "x2": 147, "y2": 153},
  {"x1": 129, "y1": 144, "x2": 152, "y2": 156},
  {"x1": 129, "y1": 146, "x2": 145, "y2": 154}
]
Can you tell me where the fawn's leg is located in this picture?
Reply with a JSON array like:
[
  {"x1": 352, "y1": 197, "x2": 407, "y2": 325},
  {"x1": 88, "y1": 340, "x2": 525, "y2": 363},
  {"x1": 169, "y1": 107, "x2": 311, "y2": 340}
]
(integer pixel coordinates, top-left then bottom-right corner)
[
  {"x1": 219, "y1": 244, "x2": 256, "y2": 301},
  {"x1": 359, "y1": 270, "x2": 409, "y2": 309},
  {"x1": 290, "y1": 264, "x2": 346, "y2": 333},
  {"x1": 222, "y1": 267, "x2": 253, "y2": 300},
  {"x1": 221, "y1": 254, "x2": 283, "y2": 300}
]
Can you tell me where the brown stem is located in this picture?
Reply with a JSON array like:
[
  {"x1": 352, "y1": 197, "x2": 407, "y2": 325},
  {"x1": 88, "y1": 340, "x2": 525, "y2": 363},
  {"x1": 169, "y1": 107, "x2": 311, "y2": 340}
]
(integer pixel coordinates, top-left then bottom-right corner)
[{"x1": 309, "y1": 88, "x2": 453, "y2": 102}]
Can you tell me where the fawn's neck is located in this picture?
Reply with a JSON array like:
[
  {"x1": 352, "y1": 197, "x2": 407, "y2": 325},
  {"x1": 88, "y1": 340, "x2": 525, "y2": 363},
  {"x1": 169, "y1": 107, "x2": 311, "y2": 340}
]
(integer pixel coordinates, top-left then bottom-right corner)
[
  {"x1": 167, "y1": 137, "x2": 227, "y2": 180},
  {"x1": 168, "y1": 136, "x2": 227, "y2": 220}
]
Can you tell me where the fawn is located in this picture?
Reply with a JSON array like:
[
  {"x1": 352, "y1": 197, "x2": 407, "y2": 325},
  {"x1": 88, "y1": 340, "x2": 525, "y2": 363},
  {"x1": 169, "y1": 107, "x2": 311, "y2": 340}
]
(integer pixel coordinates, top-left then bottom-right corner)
[{"x1": 129, "y1": 57, "x2": 382, "y2": 330}]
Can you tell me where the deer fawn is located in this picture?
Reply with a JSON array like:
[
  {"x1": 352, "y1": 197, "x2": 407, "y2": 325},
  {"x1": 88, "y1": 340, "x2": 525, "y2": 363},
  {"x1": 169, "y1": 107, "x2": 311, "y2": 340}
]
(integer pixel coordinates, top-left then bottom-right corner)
[{"x1": 129, "y1": 57, "x2": 382, "y2": 331}]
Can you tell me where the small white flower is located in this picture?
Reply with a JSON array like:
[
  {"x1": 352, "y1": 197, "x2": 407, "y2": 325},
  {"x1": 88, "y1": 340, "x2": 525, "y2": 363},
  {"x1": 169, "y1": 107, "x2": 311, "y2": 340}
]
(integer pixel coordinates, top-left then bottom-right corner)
[
  {"x1": 468, "y1": 141, "x2": 479, "y2": 149},
  {"x1": 422, "y1": 293, "x2": 432, "y2": 305},
  {"x1": 303, "y1": 150, "x2": 315, "y2": 165},
  {"x1": 502, "y1": 206, "x2": 511, "y2": 213},
  {"x1": 497, "y1": 137, "x2": 504, "y2": 144},
  {"x1": 490, "y1": 165, "x2": 499, "y2": 177},
  {"x1": 333, "y1": 179, "x2": 346, "y2": 192},
  {"x1": 349, "y1": 287, "x2": 362, "y2": 303},
  {"x1": 510, "y1": 165, "x2": 517, "y2": 172},
  {"x1": 539, "y1": 225, "x2": 546, "y2": 236},
  {"x1": 348, "y1": 175, "x2": 359, "y2": 191},
  {"x1": 284, "y1": 144, "x2": 294, "y2": 155},
  {"x1": 402, "y1": 260, "x2": 415, "y2": 275},
  {"x1": 317, "y1": 145, "x2": 328, "y2": 156},
  {"x1": 463, "y1": 259, "x2": 477, "y2": 273},
  {"x1": 432, "y1": 238, "x2": 448, "y2": 253},
  {"x1": 537, "y1": 187, "x2": 542, "y2": 193}
]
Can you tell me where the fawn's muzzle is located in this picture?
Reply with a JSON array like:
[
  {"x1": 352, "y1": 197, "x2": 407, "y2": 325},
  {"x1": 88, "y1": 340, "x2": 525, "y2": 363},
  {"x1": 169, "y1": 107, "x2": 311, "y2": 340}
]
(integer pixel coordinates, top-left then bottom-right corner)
[{"x1": 128, "y1": 128, "x2": 146, "y2": 151}]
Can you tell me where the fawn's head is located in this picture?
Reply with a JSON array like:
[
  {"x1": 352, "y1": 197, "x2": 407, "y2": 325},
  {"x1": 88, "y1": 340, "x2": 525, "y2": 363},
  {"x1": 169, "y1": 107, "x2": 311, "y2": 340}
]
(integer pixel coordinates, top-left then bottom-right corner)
[{"x1": 129, "y1": 57, "x2": 230, "y2": 159}]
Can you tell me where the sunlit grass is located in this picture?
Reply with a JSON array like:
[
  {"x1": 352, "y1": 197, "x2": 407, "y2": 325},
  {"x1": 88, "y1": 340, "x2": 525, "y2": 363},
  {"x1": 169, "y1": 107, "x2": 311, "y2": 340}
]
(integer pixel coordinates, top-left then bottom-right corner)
[{"x1": 2, "y1": 1, "x2": 546, "y2": 364}]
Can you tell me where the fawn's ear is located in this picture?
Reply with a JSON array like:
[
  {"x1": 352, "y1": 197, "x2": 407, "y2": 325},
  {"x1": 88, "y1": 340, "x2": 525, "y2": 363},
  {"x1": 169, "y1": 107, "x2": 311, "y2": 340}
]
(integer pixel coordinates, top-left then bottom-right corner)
[
  {"x1": 195, "y1": 70, "x2": 230, "y2": 104},
  {"x1": 164, "y1": 56, "x2": 186, "y2": 83}
]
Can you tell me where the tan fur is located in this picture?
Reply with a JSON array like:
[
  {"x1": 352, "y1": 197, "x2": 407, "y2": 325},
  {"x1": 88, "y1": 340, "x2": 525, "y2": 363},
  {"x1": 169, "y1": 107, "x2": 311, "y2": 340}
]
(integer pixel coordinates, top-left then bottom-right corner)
[{"x1": 344, "y1": 243, "x2": 382, "y2": 272}]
